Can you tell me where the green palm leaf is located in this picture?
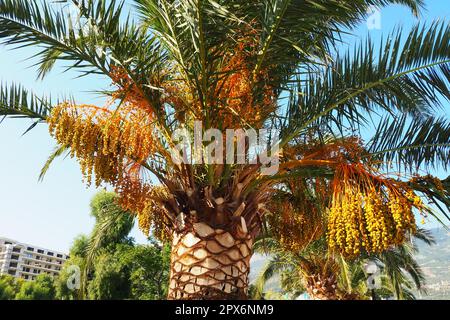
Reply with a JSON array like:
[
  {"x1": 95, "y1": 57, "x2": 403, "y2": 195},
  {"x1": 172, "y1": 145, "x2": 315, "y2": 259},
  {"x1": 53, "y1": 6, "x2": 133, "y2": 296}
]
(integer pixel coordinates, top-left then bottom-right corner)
[
  {"x1": 283, "y1": 22, "x2": 450, "y2": 144},
  {"x1": 0, "y1": 83, "x2": 51, "y2": 120}
]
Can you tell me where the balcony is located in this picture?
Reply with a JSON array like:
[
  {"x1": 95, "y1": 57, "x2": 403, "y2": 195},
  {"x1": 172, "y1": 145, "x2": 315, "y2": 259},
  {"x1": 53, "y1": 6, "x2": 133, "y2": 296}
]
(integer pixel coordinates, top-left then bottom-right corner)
[{"x1": 22, "y1": 255, "x2": 65, "y2": 267}]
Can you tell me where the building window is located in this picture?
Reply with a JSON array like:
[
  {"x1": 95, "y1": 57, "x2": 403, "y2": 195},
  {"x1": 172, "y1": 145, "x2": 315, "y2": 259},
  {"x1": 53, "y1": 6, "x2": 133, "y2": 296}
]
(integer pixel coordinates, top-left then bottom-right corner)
[
  {"x1": 11, "y1": 254, "x2": 19, "y2": 260},
  {"x1": 5, "y1": 241, "x2": 12, "y2": 245},
  {"x1": 9, "y1": 262, "x2": 18, "y2": 268},
  {"x1": 57, "y1": 254, "x2": 63, "y2": 258},
  {"x1": 26, "y1": 247, "x2": 34, "y2": 251},
  {"x1": 35, "y1": 256, "x2": 41, "y2": 260},
  {"x1": 37, "y1": 249, "x2": 44, "y2": 254},
  {"x1": 8, "y1": 270, "x2": 15, "y2": 275},
  {"x1": 12, "y1": 247, "x2": 21, "y2": 253}
]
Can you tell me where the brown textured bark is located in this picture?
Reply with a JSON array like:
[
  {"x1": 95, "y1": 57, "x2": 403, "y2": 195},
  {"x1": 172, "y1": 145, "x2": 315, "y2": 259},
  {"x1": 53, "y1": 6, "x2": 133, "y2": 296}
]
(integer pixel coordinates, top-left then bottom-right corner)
[
  {"x1": 305, "y1": 274, "x2": 340, "y2": 300},
  {"x1": 167, "y1": 222, "x2": 253, "y2": 300},
  {"x1": 305, "y1": 274, "x2": 360, "y2": 300}
]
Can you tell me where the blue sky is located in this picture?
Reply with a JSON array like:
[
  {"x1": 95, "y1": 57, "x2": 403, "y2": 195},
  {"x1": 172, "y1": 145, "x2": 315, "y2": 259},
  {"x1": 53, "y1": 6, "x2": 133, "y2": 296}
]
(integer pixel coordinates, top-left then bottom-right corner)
[{"x1": 0, "y1": 1, "x2": 449, "y2": 253}]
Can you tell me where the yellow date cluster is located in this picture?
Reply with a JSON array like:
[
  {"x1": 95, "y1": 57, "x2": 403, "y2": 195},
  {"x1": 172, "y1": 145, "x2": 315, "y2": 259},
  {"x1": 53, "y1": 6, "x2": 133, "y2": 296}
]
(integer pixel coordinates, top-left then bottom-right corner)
[
  {"x1": 47, "y1": 102, "x2": 156, "y2": 187},
  {"x1": 327, "y1": 188, "x2": 419, "y2": 257},
  {"x1": 136, "y1": 186, "x2": 172, "y2": 241}
]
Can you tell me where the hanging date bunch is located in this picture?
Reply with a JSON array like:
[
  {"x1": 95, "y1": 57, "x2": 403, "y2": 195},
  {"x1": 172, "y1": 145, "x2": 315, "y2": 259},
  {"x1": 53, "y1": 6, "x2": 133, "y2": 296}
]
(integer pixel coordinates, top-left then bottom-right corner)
[
  {"x1": 327, "y1": 163, "x2": 424, "y2": 257},
  {"x1": 215, "y1": 27, "x2": 276, "y2": 129},
  {"x1": 47, "y1": 102, "x2": 157, "y2": 187},
  {"x1": 47, "y1": 99, "x2": 177, "y2": 241},
  {"x1": 267, "y1": 179, "x2": 327, "y2": 252},
  {"x1": 136, "y1": 185, "x2": 173, "y2": 242},
  {"x1": 46, "y1": 63, "x2": 166, "y2": 188}
]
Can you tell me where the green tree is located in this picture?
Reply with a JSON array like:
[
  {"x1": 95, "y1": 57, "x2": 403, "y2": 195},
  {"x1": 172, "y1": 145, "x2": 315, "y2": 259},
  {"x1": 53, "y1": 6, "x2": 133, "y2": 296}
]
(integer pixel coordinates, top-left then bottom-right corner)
[
  {"x1": 15, "y1": 274, "x2": 56, "y2": 300},
  {"x1": 0, "y1": 275, "x2": 21, "y2": 300},
  {"x1": 1, "y1": 0, "x2": 450, "y2": 300},
  {"x1": 89, "y1": 190, "x2": 135, "y2": 248},
  {"x1": 55, "y1": 190, "x2": 170, "y2": 300},
  {"x1": 55, "y1": 255, "x2": 85, "y2": 300},
  {"x1": 69, "y1": 234, "x2": 89, "y2": 258},
  {"x1": 87, "y1": 250, "x2": 131, "y2": 300},
  {"x1": 87, "y1": 243, "x2": 170, "y2": 300},
  {"x1": 117, "y1": 242, "x2": 171, "y2": 300},
  {"x1": 54, "y1": 234, "x2": 89, "y2": 300},
  {"x1": 82, "y1": 191, "x2": 134, "y2": 296}
]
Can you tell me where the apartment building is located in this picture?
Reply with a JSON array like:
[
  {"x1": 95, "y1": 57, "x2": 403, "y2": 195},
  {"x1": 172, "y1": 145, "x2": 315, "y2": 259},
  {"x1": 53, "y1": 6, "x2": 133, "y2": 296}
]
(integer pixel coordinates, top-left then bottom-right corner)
[{"x1": 0, "y1": 237, "x2": 69, "y2": 281}]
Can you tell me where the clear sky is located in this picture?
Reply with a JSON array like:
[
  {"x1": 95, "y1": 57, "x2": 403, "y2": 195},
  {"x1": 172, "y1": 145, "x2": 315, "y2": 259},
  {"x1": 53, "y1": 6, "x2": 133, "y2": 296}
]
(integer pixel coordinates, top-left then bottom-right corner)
[{"x1": 0, "y1": 1, "x2": 449, "y2": 253}]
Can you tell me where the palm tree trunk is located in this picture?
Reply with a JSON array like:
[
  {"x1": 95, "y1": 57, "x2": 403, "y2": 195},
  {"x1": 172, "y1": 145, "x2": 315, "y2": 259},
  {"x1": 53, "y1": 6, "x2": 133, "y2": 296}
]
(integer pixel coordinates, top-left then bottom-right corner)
[
  {"x1": 305, "y1": 274, "x2": 340, "y2": 300},
  {"x1": 305, "y1": 274, "x2": 359, "y2": 300},
  {"x1": 167, "y1": 222, "x2": 253, "y2": 300}
]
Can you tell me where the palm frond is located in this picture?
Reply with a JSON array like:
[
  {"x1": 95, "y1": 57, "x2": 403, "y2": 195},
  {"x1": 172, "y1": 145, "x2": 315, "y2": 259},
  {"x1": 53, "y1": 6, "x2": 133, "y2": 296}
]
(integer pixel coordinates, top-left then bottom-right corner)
[
  {"x1": 252, "y1": 256, "x2": 287, "y2": 299},
  {"x1": 0, "y1": 83, "x2": 52, "y2": 134},
  {"x1": 408, "y1": 175, "x2": 450, "y2": 223},
  {"x1": 0, "y1": 0, "x2": 104, "y2": 76},
  {"x1": 245, "y1": 0, "x2": 424, "y2": 87},
  {"x1": 39, "y1": 144, "x2": 70, "y2": 182},
  {"x1": 413, "y1": 228, "x2": 436, "y2": 246},
  {"x1": 0, "y1": 0, "x2": 163, "y2": 82},
  {"x1": 81, "y1": 197, "x2": 134, "y2": 297},
  {"x1": 376, "y1": 238, "x2": 428, "y2": 299},
  {"x1": 283, "y1": 22, "x2": 450, "y2": 144},
  {"x1": 368, "y1": 114, "x2": 450, "y2": 171}
]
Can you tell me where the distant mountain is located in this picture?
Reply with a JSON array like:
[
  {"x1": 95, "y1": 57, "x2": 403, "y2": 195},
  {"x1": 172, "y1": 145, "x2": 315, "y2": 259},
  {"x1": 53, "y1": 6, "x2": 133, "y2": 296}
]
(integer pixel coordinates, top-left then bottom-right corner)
[{"x1": 415, "y1": 227, "x2": 450, "y2": 300}]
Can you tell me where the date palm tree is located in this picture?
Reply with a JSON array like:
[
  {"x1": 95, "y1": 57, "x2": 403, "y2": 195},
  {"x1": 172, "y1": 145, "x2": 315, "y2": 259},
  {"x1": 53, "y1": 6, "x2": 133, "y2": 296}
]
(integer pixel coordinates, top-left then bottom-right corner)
[
  {"x1": 1, "y1": 0, "x2": 450, "y2": 299},
  {"x1": 252, "y1": 227, "x2": 434, "y2": 300},
  {"x1": 257, "y1": 162, "x2": 446, "y2": 300}
]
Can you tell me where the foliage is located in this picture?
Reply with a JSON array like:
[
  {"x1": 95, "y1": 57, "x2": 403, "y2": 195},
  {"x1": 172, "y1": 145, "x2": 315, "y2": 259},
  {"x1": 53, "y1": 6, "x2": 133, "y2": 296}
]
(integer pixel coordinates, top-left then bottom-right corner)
[
  {"x1": 55, "y1": 255, "x2": 86, "y2": 300},
  {"x1": 85, "y1": 190, "x2": 134, "y2": 267},
  {"x1": 0, "y1": 275, "x2": 22, "y2": 300},
  {"x1": 86, "y1": 249, "x2": 131, "y2": 300},
  {"x1": 87, "y1": 242, "x2": 170, "y2": 300},
  {"x1": 69, "y1": 234, "x2": 89, "y2": 258},
  {"x1": 56, "y1": 190, "x2": 169, "y2": 300},
  {"x1": 1, "y1": 190, "x2": 169, "y2": 301},
  {"x1": 14, "y1": 274, "x2": 56, "y2": 300}
]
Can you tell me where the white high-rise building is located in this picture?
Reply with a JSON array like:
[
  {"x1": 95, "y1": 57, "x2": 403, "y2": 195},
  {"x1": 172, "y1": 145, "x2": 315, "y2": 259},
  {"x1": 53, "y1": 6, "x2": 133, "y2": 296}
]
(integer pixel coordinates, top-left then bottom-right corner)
[{"x1": 0, "y1": 237, "x2": 69, "y2": 281}]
